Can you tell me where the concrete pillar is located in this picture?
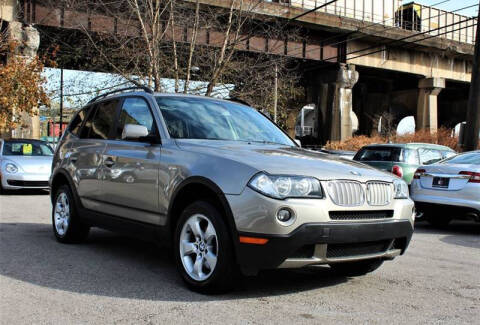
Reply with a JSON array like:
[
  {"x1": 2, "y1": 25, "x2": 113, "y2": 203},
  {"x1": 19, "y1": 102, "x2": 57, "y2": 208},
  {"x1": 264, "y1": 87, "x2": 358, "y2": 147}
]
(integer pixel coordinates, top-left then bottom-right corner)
[
  {"x1": 315, "y1": 64, "x2": 359, "y2": 143},
  {"x1": 6, "y1": 22, "x2": 41, "y2": 139},
  {"x1": 416, "y1": 78, "x2": 445, "y2": 133}
]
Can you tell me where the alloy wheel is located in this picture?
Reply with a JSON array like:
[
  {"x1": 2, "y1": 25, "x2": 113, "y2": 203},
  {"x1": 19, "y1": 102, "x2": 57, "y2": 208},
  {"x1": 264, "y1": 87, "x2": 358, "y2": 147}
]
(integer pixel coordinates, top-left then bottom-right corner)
[
  {"x1": 179, "y1": 214, "x2": 218, "y2": 281},
  {"x1": 54, "y1": 192, "x2": 70, "y2": 236}
]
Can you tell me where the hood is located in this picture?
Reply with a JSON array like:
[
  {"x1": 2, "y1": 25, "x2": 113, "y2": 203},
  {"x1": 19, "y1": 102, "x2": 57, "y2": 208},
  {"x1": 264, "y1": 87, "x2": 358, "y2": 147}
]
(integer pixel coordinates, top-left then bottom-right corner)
[
  {"x1": 175, "y1": 140, "x2": 395, "y2": 182},
  {"x1": 2, "y1": 155, "x2": 52, "y2": 174}
]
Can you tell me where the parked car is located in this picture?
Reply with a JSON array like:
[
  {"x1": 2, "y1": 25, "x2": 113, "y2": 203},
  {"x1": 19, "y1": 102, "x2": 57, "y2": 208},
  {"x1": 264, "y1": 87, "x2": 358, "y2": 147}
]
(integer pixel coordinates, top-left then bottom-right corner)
[
  {"x1": 0, "y1": 138, "x2": 53, "y2": 192},
  {"x1": 353, "y1": 143, "x2": 456, "y2": 184},
  {"x1": 50, "y1": 87, "x2": 414, "y2": 292},
  {"x1": 411, "y1": 151, "x2": 480, "y2": 226}
]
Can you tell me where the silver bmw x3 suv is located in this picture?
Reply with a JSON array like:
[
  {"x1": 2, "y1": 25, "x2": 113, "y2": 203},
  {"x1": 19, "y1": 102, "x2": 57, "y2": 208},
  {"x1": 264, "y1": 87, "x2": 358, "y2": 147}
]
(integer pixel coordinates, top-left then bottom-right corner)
[{"x1": 50, "y1": 87, "x2": 415, "y2": 292}]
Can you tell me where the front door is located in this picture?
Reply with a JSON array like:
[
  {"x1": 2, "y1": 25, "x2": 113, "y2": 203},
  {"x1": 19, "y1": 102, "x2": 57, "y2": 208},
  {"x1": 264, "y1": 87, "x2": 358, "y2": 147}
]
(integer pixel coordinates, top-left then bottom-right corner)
[{"x1": 101, "y1": 97, "x2": 162, "y2": 225}]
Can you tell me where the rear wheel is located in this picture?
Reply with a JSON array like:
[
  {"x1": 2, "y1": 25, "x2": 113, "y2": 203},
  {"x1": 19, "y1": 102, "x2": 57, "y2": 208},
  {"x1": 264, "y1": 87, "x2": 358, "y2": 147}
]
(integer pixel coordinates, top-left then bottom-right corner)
[
  {"x1": 330, "y1": 259, "x2": 384, "y2": 276},
  {"x1": 52, "y1": 184, "x2": 90, "y2": 243},
  {"x1": 174, "y1": 201, "x2": 238, "y2": 293}
]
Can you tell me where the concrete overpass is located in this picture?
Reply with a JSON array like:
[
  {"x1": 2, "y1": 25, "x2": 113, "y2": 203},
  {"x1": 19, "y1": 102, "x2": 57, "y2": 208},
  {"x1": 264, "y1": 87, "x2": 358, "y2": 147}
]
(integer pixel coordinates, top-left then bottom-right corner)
[{"x1": 1, "y1": 0, "x2": 477, "y2": 142}]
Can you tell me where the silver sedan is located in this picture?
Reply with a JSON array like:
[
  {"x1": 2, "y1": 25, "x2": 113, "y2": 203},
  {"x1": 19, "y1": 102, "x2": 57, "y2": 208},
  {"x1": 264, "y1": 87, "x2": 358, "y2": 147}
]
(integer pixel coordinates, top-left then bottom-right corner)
[
  {"x1": 411, "y1": 151, "x2": 480, "y2": 226},
  {"x1": 0, "y1": 139, "x2": 53, "y2": 192}
]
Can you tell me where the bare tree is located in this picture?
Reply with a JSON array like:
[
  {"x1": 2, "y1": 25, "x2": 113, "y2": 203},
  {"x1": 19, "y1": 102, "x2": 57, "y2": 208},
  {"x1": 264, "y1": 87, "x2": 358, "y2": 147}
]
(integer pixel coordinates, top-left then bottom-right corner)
[{"x1": 40, "y1": 0, "x2": 305, "y2": 129}]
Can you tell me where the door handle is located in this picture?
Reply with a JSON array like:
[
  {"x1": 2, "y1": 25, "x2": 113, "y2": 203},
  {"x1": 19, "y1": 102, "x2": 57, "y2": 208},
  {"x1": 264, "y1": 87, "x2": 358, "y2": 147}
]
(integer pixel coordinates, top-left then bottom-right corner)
[
  {"x1": 104, "y1": 158, "x2": 115, "y2": 168},
  {"x1": 70, "y1": 156, "x2": 78, "y2": 163}
]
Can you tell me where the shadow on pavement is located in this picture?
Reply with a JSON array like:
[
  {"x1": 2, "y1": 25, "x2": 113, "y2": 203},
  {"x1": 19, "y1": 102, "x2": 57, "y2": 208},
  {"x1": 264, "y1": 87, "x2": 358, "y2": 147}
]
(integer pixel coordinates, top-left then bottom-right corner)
[
  {"x1": 0, "y1": 222, "x2": 348, "y2": 301},
  {"x1": 1, "y1": 189, "x2": 49, "y2": 196},
  {"x1": 414, "y1": 220, "x2": 480, "y2": 249}
]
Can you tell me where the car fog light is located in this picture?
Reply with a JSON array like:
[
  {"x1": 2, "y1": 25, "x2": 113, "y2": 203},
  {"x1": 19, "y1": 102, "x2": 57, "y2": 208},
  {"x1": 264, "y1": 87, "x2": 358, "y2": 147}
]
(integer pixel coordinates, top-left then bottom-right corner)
[{"x1": 276, "y1": 208, "x2": 295, "y2": 226}]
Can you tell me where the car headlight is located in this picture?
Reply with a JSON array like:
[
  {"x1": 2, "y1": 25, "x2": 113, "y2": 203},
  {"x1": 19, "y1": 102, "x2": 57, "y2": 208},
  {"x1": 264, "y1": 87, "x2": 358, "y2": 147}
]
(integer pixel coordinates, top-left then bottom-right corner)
[
  {"x1": 5, "y1": 163, "x2": 18, "y2": 174},
  {"x1": 393, "y1": 179, "x2": 409, "y2": 199},
  {"x1": 248, "y1": 172, "x2": 323, "y2": 199}
]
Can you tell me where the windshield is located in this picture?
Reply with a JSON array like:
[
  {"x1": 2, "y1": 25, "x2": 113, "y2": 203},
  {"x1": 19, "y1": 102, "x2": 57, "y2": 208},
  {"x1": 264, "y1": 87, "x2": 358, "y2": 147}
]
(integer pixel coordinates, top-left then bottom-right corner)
[
  {"x1": 155, "y1": 96, "x2": 295, "y2": 146},
  {"x1": 2, "y1": 141, "x2": 54, "y2": 156},
  {"x1": 354, "y1": 147, "x2": 402, "y2": 162},
  {"x1": 440, "y1": 152, "x2": 480, "y2": 165}
]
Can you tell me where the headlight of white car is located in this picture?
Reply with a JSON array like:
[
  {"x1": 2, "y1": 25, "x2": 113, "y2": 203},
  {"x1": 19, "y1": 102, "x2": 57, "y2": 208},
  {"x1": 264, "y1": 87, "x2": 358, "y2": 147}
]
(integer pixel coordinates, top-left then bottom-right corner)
[
  {"x1": 5, "y1": 163, "x2": 18, "y2": 174},
  {"x1": 393, "y1": 179, "x2": 409, "y2": 199},
  {"x1": 248, "y1": 172, "x2": 323, "y2": 199}
]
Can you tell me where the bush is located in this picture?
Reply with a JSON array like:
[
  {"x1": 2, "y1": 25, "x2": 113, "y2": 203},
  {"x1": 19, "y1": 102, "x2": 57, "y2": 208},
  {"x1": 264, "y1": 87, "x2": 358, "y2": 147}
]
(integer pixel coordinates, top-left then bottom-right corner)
[{"x1": 324, "y1": 128, "x2": 470, "y2": 152}]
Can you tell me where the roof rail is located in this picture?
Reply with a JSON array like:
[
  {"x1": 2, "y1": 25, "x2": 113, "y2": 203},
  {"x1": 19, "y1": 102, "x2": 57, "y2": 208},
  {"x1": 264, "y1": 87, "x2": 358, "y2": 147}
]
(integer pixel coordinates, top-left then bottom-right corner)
[{"x1": 87, "y1": 86, "x2": 154, "y2": 104}]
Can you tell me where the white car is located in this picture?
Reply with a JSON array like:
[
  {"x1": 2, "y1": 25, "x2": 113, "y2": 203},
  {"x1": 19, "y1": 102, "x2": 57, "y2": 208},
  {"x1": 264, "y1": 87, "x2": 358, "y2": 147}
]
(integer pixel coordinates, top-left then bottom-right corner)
[
  {"x1": 411, "y1": 151, "x2": 480, "y2": 226},
  {"x1": 0, "y1": 139, "x2": 53, "y2": 192}
]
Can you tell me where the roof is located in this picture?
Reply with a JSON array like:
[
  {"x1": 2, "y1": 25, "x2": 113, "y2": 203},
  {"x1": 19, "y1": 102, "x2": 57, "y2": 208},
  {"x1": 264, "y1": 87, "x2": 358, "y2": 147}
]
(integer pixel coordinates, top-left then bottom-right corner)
[
  {"x1": 362, "y1": 143, "x2": 455, "y2": 151},
  {"x1": 89, "y1": 89, "x2": 250, "y2": 110}
]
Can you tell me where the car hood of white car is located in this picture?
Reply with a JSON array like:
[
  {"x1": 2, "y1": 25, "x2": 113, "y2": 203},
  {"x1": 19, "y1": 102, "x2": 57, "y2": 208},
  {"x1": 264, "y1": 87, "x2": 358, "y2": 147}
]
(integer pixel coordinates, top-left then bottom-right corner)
[{"x1": 2, "y1": 155, "x2": 52, "y2": 174}]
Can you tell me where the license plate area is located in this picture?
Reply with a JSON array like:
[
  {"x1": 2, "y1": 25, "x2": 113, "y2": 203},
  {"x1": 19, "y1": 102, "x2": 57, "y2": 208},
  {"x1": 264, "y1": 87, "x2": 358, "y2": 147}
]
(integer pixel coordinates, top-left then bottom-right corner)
[{"x1": 432, "y1": 177, "x2": 450, "y2": 188}]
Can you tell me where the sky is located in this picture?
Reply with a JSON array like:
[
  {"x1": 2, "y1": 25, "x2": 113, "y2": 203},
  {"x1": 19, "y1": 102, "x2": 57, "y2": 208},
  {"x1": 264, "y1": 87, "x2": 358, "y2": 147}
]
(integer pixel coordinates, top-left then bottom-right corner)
[{"x1": 405, "y1": 0, "x2": 479, "y2": 17}]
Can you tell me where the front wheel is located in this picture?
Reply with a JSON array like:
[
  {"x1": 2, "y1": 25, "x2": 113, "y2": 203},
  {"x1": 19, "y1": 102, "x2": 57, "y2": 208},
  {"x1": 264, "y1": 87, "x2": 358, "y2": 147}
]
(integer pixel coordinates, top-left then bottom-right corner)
[
  {"x1": 330, "y1": 259, "x2": 384, "y2": 276},
  {"x1": 174, "y1": 201, "x2": 238, "y2": 293},
  {"x1": 52, "y1": 185, "x2": 90, "y2": 243}
]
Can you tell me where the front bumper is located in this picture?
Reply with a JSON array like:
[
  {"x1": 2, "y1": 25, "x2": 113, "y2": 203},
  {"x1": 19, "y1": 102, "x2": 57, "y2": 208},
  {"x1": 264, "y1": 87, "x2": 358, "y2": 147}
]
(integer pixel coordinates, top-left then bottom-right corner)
[
  {"x1": 236, "y1": 220, "x2": 413, "y2": 270},
  {"x1": 1, "y1": 172, "x2": 50, "y2": 189}
]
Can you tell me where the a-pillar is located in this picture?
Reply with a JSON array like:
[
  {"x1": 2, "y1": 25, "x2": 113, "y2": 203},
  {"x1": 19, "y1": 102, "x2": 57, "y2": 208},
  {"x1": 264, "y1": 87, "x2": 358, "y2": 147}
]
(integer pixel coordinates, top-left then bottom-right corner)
[
  {"x1": 416, "y1": 78, "x2": 445, "y2": 133},
  {"x1": 314, "y1": 64, "x2": 359, "y2": 143}
]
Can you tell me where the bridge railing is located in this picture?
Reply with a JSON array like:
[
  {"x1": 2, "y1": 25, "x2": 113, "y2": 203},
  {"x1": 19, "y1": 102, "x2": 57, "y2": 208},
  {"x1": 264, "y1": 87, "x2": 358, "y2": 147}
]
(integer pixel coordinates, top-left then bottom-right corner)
[{"x1": 267, "y1": 0, "x2": 477, "y2": 45}]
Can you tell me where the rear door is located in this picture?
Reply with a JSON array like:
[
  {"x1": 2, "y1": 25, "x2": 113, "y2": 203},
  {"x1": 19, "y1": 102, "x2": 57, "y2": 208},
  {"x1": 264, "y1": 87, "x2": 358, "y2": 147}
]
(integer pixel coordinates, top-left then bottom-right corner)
[
  {"x1": 68, "y1": 100, "x2": 118, "y2": 209},
  {"x1": 100, "y1": 97, "x2": 161, "y2": 225}
]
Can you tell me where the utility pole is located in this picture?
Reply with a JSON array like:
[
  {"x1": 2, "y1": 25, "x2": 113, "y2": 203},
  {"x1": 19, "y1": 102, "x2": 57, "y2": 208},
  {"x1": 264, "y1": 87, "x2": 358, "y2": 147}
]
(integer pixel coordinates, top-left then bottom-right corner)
[
  {"x1": 59, "y1": 68, "x2": 64, "y2": 140},
  {"x1": 464, "y1": 6, "x2": 480, "y2": 151},
  {"x1": 273, "y1": 64, "x2": 278, "y2": 124}
]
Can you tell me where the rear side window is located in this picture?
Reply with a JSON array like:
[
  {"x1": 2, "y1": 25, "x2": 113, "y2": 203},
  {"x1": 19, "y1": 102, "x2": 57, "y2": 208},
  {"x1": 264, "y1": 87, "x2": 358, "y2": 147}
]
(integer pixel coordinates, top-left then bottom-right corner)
[
  {"x1": 355, "y1": 147, "x2": 401, "y2": 162},
  {"x1": 419, "y1": 148, "x2": 443, "y2": 165},
  {"x1": 115, "y1": 97, "x2": 156, "y2": 140},
  {"x1": 401, "y1": 149, "x2": 419, "y2": 164},
  {"x1": 69, "y1": 107, "x2": 89, "y2": 136},
  {"x1": 79, "y1": 105, "x2": 96, "y2": 139},
  {"x1": 80, "y1": 100, "x2": 119, "y2": 139}
]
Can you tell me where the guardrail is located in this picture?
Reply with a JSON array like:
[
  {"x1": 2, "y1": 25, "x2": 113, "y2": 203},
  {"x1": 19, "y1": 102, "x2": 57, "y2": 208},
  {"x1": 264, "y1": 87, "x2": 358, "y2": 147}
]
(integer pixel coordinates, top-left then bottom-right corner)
[{"x1": 267, "y1": 0, "x2": 477, "y2": 45}]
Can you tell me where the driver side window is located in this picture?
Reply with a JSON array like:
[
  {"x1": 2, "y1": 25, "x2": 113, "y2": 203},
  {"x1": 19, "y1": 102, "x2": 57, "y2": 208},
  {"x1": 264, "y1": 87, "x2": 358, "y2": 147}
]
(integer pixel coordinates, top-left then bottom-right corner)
[{"x1": 116, "y1": 97, "x2": 156, "y2": 140}]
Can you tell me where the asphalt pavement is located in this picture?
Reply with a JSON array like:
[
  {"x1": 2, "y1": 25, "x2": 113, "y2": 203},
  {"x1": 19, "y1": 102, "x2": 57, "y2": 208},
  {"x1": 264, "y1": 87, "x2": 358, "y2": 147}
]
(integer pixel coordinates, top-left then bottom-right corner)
[{"x1": 1, "y1": 191, "x2": 479, "y2": 324}]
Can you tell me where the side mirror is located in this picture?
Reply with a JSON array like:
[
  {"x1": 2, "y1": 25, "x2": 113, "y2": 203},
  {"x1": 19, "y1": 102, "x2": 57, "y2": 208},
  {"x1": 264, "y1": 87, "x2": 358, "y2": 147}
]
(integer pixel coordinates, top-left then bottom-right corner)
[
  {"x1": 122, "y1": 124, "x2": 149, "y2": 140},
  {"x1": 295, "y1": 139, "x2": 302, "y2": 147}
]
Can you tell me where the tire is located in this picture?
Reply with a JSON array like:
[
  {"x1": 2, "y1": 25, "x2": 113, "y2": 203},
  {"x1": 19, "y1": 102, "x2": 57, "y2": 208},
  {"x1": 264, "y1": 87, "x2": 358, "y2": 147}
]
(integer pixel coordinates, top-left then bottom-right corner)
[
  {"x1": 52, "y1": 184, "x2": 90, "y2": 243},
  {"x1": 425, "y1": 213, "x2": 452, "y2": 227},
  {"x1": 330, "y1": 259, "x2": 384, "y2": 277},
  {"x1": 174, "y1": 201, "x2": 238, "y2": 293}
]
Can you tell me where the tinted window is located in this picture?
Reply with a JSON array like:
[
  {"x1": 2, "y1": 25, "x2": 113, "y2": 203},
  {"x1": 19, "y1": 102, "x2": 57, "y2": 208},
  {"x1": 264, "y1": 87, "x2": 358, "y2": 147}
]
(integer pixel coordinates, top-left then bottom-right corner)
[
  {"x1": 419, "y1": 148, "x2": 443, "y2": 165},
  {"x1": 155, "y1": 96, "x2": 294, "y2": 146},
  {"x1": 80, "y1": 104, "x2": 96, "y2": 139},
  {"x1": 116, "y1": 97, "x2": 155, "y2": 140},
  {"x1": 90, "y1": 100, "x2": 119, "y2": 139},
  {"x1": 440, "y1": 152, "x2": 480, "y2": 165},
  {"x1": 2, "y1": 141, "x2": 53, "y2": 156},
  {"x1": 355, "y1": 147, "x2": 401, "y2": 162},
  {"x1": 69, "y1": 107, "x2": 89, "y2": 136}
]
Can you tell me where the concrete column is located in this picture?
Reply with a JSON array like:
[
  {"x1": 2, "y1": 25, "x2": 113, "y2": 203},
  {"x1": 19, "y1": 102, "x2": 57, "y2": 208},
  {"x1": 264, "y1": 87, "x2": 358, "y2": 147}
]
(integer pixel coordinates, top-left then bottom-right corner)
[
  {"x1": 416, "y1": 78, "x2": 445, "y2": 133},
  {"x1": 315, "y1": 64, "x2": 359, "y2": 143},
  {"x1": 6, "y1": 22, "x2": 41, "y2": 139}
]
